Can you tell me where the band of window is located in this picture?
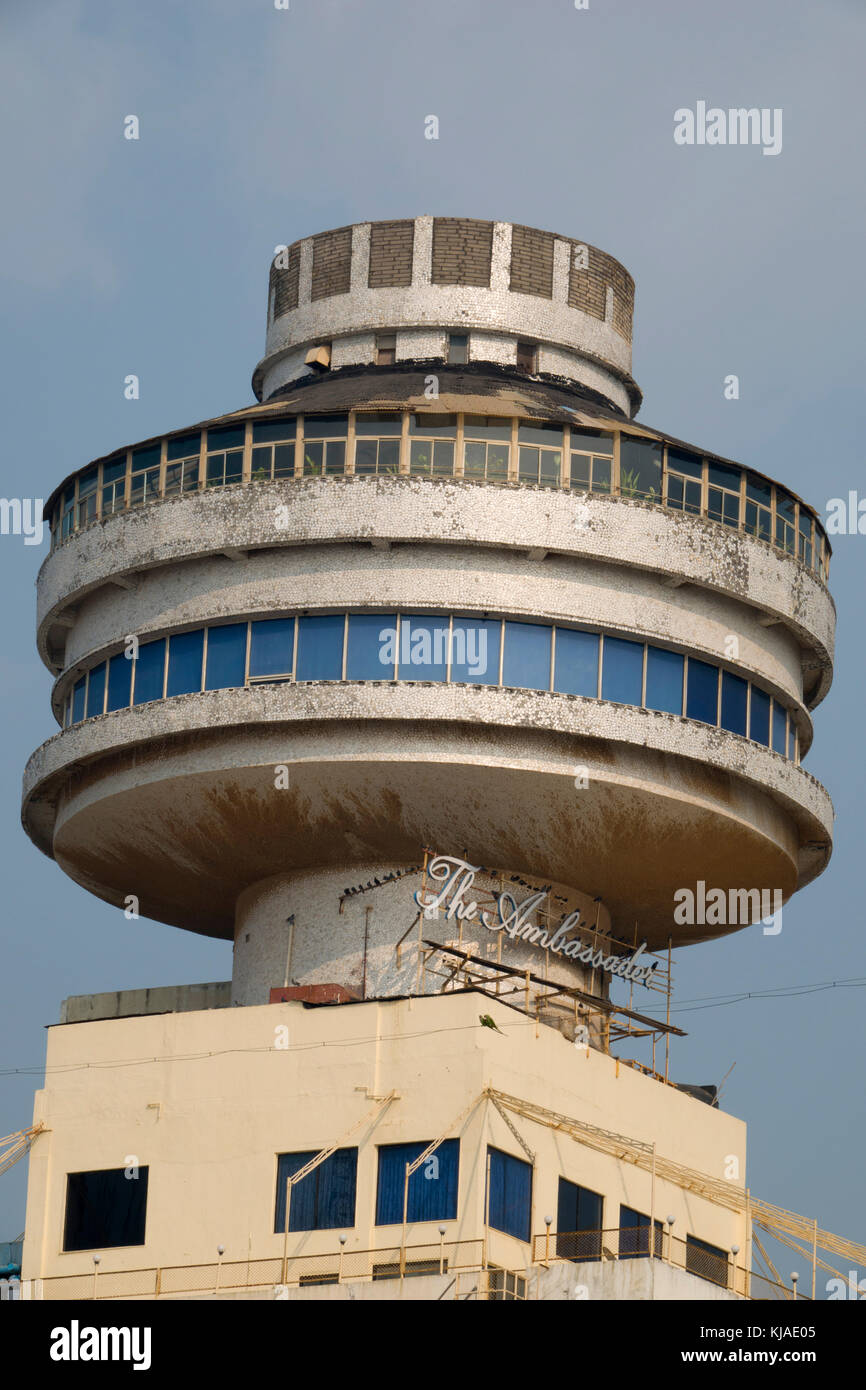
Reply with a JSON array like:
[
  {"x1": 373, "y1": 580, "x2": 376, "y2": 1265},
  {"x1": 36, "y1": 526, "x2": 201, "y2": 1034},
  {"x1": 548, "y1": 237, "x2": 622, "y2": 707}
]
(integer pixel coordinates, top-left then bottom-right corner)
[
  {"x1": 48, "y1": 415, "x2": 831, "y2": 582},
  {"x1": 61, "y1": 613, "x2": 800, "y2": 763}
]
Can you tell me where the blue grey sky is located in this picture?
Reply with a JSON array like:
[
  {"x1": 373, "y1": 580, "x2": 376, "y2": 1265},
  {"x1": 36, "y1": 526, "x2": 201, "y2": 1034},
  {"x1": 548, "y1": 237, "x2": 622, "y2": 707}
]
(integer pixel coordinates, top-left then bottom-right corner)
[{"x1": 1, "y1": 0, "x2": 864, "y2": 1260}]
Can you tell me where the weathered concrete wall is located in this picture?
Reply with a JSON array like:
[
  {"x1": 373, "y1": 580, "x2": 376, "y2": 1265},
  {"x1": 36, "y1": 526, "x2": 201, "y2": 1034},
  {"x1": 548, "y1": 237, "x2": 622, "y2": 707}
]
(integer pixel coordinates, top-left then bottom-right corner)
[{"x1": 60, "y1": 982, "x2": 231, "y2": 1024}]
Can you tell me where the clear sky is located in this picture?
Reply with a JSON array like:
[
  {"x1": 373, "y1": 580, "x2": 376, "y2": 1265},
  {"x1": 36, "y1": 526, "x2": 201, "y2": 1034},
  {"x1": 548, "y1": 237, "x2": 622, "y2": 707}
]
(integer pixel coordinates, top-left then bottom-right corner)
[{"x1": 1, "y1": 0, "x2": 864, "y2": 1267}]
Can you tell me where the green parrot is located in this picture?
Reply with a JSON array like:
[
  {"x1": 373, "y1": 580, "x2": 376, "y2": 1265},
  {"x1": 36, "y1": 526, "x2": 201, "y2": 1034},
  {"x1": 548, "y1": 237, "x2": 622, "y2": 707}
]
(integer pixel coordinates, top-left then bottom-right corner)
[{"x1": 479, "y1": 1014, "x2": 505, "y2": 1035}]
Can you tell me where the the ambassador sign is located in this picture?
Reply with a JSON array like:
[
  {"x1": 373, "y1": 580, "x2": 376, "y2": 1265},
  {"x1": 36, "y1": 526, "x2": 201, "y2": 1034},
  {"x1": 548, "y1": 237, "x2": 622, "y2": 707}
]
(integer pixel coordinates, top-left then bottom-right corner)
[{"x1": 414, "y1": 855, "x2": 658, "y2": 987}]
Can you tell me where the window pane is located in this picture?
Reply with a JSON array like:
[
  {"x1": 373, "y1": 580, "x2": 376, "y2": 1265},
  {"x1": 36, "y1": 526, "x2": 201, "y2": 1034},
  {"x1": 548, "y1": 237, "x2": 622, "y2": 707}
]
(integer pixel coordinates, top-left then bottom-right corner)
[
  {"x1": 253, "y1": 418, "x2": 296, "y2": 444},
  {"x1": 131, "y1": 444, "x2": 160, "y2": 472},
  {"x1": 463, "y1": 441, "x2": 485, "y2": 477},
  {"x1": 720, "y1": 671, "x2": 748, "y2": 736},
  {"x1": 487, "y1": 1147, "x2": 531, "y2": 1243},
  {"x1": 166, "y1": 630, "x2": 205, "y2": 697},
  {"x1": 106, "y1": 652, "x2": 133, "y2": 711},
  {"x1": 668, "y1": 447, "x2": 703, "y2": 479},
  {"x1": 645, "y1": 647, "x2": 684, "y2": 714},
  {"x1": 570, "y1": 429, "x2": 613, "y2": 454},
  {"x1": 409, "y1": 413, "x2": 457, "y2": 437},
  {"x1": 85, "y1": 664, "x2": 105, "y2": 718},
  {"x1": 620, "y1": 437, "x2": 662, "y2": 501},
  {"x1": 486, "y1": 443, "x2": 509, "y2": 479},
  {"x1": 207, "y1": 425, "x2": 244, "y2": 451},
  {"x1": 601, "y1": 636, "x2": 643, "y2": 705},
  {"x1": 347, "y1": 613, "x2": 397, "y2": 679},
  {"x1": 296, "y1": 615, "x2": 344, "y2": 680},
  {"x1": 432, "y1": 441, "x2": 455, "y2": 476},
  {"x1": 410, "y1": 441, "x2": 433, "y2": 474},
  {"x1": 71, "y1": 677, "x2": 86, "y2": 722},
  {"x1": 746, "y1": 471, "x2": 772, "y2": 505},
  {"x1": 205, "y1": 624, "x2": 247, "y2": 690},
  {"x1": 167, "y1": 432, "x2": 200, "y2": 460},
  {"x1": 398, "y1": 616, "x2": 449, "y2": 681},
  {"x1": 772, "y1": 703, "x2": 787, "y2": 755},
  {"x1": 686, "y1": 659, "x2": 718, "y2": 725},
  {"x1": 102, "y1": 456, "x2": 126, "y2": 483},
  {"x1": 376, "y1": 439, "x2": 399, "y2": 474},
  {"x1": 275, "y1": 1149, "x2": 357, "y2": 1234},
  {"x1": 518, "y1": 446, "x2": 538, "y2": 483},
  {"x1": 375, "y1": 1141, "x2": 459, "y2": 1225},
  {"x1": 355, "y1": 412, "x2": 401, "y2": 436},
  {"x1": 707, "y1": 460, "x2": 740, "y2": 490},
  {"x1": 133, "y1": 639, "x2": 166, "y2": 704},
  {"x1": 250, "y1": 619, "x2": 295, "y2": 678},
  {"x1": 225, "y1": 450, "x2": 243, "y2": 485},
  {"x1": 788, "y1": 721, "x2": 796, "y2": 761},
  {"x1": 749, "y1": 687, "x2": 771, "y2": 746},
  {"x1": 503, "y1": 622, "x2": 551, "y2": 691},
  {"x1": 450, "y1": 619, "x2": 500, "y2": 684},
  {"x1": 303, "y1": 441, "x2": 324, "y2": 475},
  {"x1": 570, "y1": 454, "x2": 590, "y2": 489},
  {"x1": 539, "y1": 450, "x2": 560, "y2": 487},
  {"x1": 274, "y1": 443, "x2": 295, "y2": 478},
  {"x1": 64, "y1": 1168, "x2": 149, "y2": 1252},
  {"x1": 518, "y1": 424, "x2": 563, "y2": 449},
  {"x1": 554, "y1": 629, "x2": 599, "y2": 697},
  {"x1": 325, "y1": 440, "x2": 347, "y2": 474},
  {"x1": 304, "y1": 415, "x2": 348, "y2": 439},
  {"x1": 593, "y1": 457, "x2": 611, "y2": 492},
  {"x1": 463, "y1": 416, "x2": 510, "y2": 440},
  {"x1": 556, "y1": 1178, "x2": 603, "y2": 1261}
]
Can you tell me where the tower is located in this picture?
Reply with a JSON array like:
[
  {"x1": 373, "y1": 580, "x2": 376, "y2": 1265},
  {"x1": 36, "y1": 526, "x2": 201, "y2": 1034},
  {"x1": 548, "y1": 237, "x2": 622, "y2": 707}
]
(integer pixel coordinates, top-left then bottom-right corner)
[{"x1": 20, "y1": 218, "x2": 836, "y2": 1299}]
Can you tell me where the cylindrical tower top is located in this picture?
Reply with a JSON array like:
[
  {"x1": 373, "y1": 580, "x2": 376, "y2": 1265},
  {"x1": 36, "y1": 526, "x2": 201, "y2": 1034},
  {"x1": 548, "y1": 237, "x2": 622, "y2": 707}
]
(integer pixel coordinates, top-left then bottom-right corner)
[{"x1": 253, "y1": 216, "x2": 639, "y2": 416}]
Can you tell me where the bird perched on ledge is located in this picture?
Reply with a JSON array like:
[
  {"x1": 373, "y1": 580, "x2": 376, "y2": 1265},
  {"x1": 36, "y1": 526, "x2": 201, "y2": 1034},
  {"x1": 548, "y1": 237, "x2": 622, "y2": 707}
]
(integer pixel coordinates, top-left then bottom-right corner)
[{"x1": 479, "y1": 1014, "x2": 504, "y2": 1035}]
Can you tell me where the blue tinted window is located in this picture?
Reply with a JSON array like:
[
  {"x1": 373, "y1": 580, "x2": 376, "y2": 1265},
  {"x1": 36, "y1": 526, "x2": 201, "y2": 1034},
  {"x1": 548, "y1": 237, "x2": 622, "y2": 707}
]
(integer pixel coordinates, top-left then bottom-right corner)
[
  {"x1": 487, "y1": 1147, "x2": 531, "y2": 1243},
  {"x1": 296, "y1": 615, "x2": 344, "y2": 681},
  {"x1": 207, "y1": 425, "x2": 244, "y2": 451},
  {"x1": 253, "y1": 419, "x2": 296, "y2": 444},
  {"x1": 772, "y1": 703, "x2": 787, "y2": 755},
  {"x1": 601, "y1": 637, "x2": 644, "y2": 706},
  {"x1": 398, "y1": 616, "x2": 449, "y2": 681},
  {"x1": 71, "y1": 677, "x2": 86, "y2": 723},
  {"x1": 106, "y1": 652, "x2": 132, "y2": 711},
  {"x1": 133, "y1": 639, "x2": 166, "y2": 704},
  {"x1": 205, "y1": 624, "x2": 247, "y2": 690},
  {"x1": 749, "y1": 687, "x2": 771, "y2": 746},
  {"x1": 450, "y1": 619, "x2": 500, "y2": 685},
  {"x1": 166, "y1": 630, "x2": 204, "y2": 697},
  {"x1": 503, "y1": 622, "x2": 551, "y2": 691},
  {"x1": 250, "y1": 619, "x2": 295, "y2": 678},
  {"x1": 554, "y1": 629, "x2": 599, "y2": 697},
  {"x1": 167, "y1": 432, "x2": 200, "y2": 460},
  {"x1": 788, "y1": 722, "x2": 796, "y2": 761},
  {"x1": 686, "y1": 659, "x2": 718, "y2": 725},
  {"x1": 274, "y1": 1149, "x2": 357, "y2": 1234},
  {"x1": 347, "y1": 614, "x2": 397, "y2": 680},
  {"x1": 375, "y1": 1140, "x2": 460, "y2": 1225},
  {"x1": 304, "y1": 415, "x2": 348, "y2": 439},
  {"x1": 85, "y1": 663, "x2": 106, "y2": 718},
  {"x1": 645, "y1": 647, "x2": 684, "y2": 715},
  {"x1": 720, "y1": 672, "x2": 748, "y2": 736}
]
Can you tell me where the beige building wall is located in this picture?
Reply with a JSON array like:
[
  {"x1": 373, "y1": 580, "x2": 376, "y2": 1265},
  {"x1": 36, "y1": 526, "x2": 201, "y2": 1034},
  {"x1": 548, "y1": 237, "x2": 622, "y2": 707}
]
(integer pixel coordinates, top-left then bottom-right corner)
[{"x1": 23, "y1": 991, "x2": 746, "y2": 1288}]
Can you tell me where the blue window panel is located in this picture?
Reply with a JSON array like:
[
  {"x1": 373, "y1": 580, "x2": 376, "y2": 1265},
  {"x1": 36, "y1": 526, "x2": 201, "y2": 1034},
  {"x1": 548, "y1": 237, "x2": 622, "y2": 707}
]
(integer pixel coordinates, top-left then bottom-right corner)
[
  {"x1": 132, "y1": 639, "x2": 166, "y2": 705},
  {"x1": 347, "y1": 614, "x2": 398, "y2": 680},
  {"x1": 788, "y1": 721, "x2": 796, "y2": 761},
  {"x1": 253, "y1": 418, "x2": 296, "y2": 444},
  {"x1": 64, "y1": 1167, "x2": 149, "y2": 1252},
  {"x1": 205, "y1": 624, "x2": 247, "y2": 690},
  {"x1": 397, "y1": 616, "x2": 449, "y2": 681},
  {"x1": 503, "y1": 622, "x2": 551, "y2": 691},
  {"x1": 720, "y1": 671, "x2": 748, "y2": 736},
  {"x1": 487, "y1": 1147, "x2": 532, "y2": 1243},
  {"x1": 450, "y1": 619, "x2": 500, "y2": 685},
  {"x1": 274, "y1": 1149, "x2": 357, "y2": 1234},
  {"x1": 772, "y1": 703, "x2": 787, "y2": 755},
  {"x1": 556, "y1": 1178, "x2": 603, "y2": 1261},
  {"x1": 619, "y1": 1205, "x2": 663, "y2": 1259},
  {"x1": 554, "y1": 629, "x2": 599, "y2": 697},
  {"x1": 601, "y1": 637, "x2": 644, "y2": 706},
  {"x1": 166, "y1": 630, "x2": 205, "y2": 697},
  {"x1": 71, "y1": 676, "x2": 86, "y2": 723},
  {"x1": 296, "y1": 615, "x2": 344, "y2": 681},
  {"x1": 749, "y1": 687, "x2": 771, "y2": 747},
  {"x1": 645, "y1": 647, "x2": 684, "y2": 715},
  {"x1": 207, "y1": 424, "x2": 245, "y2": 451},
  {"x1": 686, "y1": 659, "x2": 719, "y2": 725},
  {"x1": 106, "y1": 652, "x2": 133, "y2": 712},
  {"x1": 250, "y1": 618, "x2": 295, "y2": 678},
  {"x1": 375, "y1": 1140, "x2": 459, "y2": 1226},
  {"x1": 85, "y1": 663, "x2": 106, "y2": 718}
]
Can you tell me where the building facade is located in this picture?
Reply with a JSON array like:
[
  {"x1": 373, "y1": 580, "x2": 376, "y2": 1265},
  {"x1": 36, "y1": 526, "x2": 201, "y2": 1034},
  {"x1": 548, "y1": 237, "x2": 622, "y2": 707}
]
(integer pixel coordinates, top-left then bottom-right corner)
[{"x1": 20, "y1": 217, "x2": 839, "y2": 1299}]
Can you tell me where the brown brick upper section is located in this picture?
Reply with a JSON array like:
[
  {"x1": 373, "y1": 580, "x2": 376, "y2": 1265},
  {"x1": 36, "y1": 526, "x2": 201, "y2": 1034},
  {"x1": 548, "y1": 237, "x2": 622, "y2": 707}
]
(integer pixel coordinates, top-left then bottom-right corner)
[
  {"x1": 311, "y1": 226, "x2": 353, "y2": 301},
  {"x1": 568, "y1": 241, "x2": 634, "y2": 343},
  {"x1": 510, "y1": 224, "x2": 555, "y2": 298},
  {"x1": 431, "y1": 217, "x2": 493, "y2": 287},
  {"x1": 368, "y1": 220, "x2": 415, "y2": 288},
  {"x1": 270, "y1": 245, "x2": 300, "y2": 318}
]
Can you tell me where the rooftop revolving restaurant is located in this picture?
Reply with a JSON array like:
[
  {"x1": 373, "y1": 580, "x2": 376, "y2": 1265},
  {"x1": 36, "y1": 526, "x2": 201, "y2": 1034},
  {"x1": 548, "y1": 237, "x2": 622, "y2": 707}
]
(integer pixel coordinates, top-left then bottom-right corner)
[{"x1": 26, "y1": 215, "x2": 833, "y2": 976}]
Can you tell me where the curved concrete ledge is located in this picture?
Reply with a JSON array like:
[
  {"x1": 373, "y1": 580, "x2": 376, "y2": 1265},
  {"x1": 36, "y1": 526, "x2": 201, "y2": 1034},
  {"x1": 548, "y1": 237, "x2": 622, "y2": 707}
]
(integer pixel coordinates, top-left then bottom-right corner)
[
  {"x1": 22, "y1": 683, "x2": 833, "y2": 938},
  {"x1": 36, "y1": 478, "x2": 835, "y2": 706}
]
